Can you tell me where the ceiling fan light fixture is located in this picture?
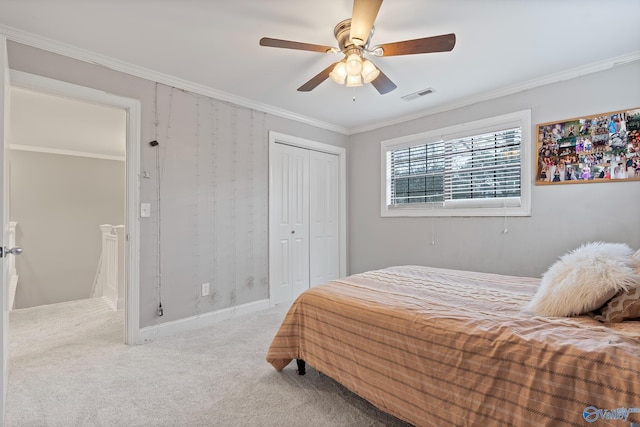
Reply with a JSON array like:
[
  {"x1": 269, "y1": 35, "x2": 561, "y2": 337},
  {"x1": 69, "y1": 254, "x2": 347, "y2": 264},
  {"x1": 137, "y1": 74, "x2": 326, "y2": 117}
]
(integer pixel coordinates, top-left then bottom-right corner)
[
  {"x1": 361, "y1": 59, "x2": 379, "y2": 83},
  {"x1": 345, "y1": 74, "x2": 363, "y2": 87},
  {"x1": 345, "y1": 53, "x2": 363, "y2": 76},
  {"x1": 260, "y1": 0, "x2": 455, "y2": 95},
  {"x1": 329, "y1": 61, "x2": 347, "y2": 84}
]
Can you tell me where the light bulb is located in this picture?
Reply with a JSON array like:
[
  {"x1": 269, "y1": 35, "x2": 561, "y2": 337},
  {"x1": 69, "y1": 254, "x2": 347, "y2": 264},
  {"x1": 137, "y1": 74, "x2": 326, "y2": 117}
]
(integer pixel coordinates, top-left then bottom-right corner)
[
  {"x1": 345, "y1": 74, "x2": 362, "y2": 87},
  {"x1": 329, "y1": 62, "x2": 347, "y2": 84},
  {"x1": 345, "y1": 54, "x2": 363, "y2": 76},
  {"x1": 361, "y1": 59, "x2": 380, "y2": 83}
]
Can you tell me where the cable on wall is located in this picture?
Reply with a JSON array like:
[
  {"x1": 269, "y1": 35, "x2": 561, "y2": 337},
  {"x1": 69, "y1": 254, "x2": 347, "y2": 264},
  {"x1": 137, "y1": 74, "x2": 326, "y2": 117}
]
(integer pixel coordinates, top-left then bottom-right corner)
[
  {"x1": 210, "y1": 97, "x2": 219, "y2": 304},
  {"x1": 430, "y1": 202, "x2": 436, "y2": 245},
  {"x1": 247, "y1": 109, "x2": 255, "y2": 290},
  {"x1": 153, "y1": 84, "x2": 175, "y2": 317},
  {"x1": 502, "y1": 200, "x2": 509, "y2": 235},
  {"x1": 153, "y1": 82, "x2": 164, "y2": 317},
  {"x1": 230, "y1": 107, "x2": 239, "y2": 309},
  {"x1": 194, "y1": 94, "x2": 203, "y2": 316}
]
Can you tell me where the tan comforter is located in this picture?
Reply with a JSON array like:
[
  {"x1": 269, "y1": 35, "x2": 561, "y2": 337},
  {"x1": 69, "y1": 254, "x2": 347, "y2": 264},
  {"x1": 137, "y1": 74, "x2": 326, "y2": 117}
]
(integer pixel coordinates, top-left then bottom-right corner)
[{"x1": 267, "y1": 265, "x2": 640, "y2": 427}]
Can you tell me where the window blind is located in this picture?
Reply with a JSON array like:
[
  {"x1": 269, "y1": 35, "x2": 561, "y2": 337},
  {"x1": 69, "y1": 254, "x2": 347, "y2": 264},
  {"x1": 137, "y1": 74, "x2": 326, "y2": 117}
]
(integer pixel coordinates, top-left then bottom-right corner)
[{"x1": 389, "y1": 126, "x2": 521, "y2": 207}]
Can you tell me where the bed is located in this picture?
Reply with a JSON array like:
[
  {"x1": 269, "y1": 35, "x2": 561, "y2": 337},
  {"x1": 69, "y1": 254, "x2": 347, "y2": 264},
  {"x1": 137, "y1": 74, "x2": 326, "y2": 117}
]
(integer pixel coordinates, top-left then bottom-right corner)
[{"x1": 266, "y1": 265, "x2": 640, "y2": 427}]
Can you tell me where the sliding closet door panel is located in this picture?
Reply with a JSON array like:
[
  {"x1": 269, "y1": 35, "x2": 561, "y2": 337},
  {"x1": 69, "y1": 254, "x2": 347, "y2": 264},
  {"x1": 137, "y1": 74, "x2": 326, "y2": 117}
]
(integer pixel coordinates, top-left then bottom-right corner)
[
  {"x1": 269, "y1": 145, "x2": 291, "y2": 304},
  {"x1": 269, "y1": 143, "x2": 309, "y2": 305},
  {"x1": 289, "y1": 147, "x2": 310, "y2": 298},
  {"x1": 309, "y1": 150, "x2": 339, "y2": 286}
]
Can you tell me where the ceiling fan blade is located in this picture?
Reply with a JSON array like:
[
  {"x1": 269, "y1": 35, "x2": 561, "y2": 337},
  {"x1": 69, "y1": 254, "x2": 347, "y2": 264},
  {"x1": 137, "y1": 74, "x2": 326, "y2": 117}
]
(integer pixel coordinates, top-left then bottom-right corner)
[
  {"x1": 297, "y1": 62, "x2": 340, "y2": 92},
  {"x1": 370, "y1": 67, "x2": 397, "y2": 94},
  {"x1": 350, "y1": 0, "x2": 383, "y2": 46},
  {"x1": 259, "y1": 37, "x2": 334, "y2": 53},
  {"x1": 377, "y1": 33, "x2": 456, "y2": 56}
]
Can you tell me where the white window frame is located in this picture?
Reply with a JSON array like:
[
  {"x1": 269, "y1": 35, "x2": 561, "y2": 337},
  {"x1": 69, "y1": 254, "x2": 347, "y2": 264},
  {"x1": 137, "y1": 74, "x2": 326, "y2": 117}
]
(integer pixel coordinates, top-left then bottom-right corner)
[{"x1": 380, "y1": 110, "x2": 531, "y2": 217}]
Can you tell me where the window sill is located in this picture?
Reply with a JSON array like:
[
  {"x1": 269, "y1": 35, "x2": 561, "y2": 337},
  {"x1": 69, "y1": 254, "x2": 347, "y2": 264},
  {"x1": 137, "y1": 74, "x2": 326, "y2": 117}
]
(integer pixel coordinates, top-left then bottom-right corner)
[{"x1": 381, "y1": 203, "x2": 531, "y2": 217}]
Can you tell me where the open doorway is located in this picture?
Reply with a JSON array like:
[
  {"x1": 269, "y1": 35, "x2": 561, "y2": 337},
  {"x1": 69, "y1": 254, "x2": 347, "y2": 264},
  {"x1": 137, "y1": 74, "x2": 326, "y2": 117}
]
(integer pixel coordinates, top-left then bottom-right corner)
[
  {"x1": 9, "y1": 86, "x2": 127, "y2": 315},
  {"x1": 4, "y1": 70, "x2": 142, "y2": 347}
]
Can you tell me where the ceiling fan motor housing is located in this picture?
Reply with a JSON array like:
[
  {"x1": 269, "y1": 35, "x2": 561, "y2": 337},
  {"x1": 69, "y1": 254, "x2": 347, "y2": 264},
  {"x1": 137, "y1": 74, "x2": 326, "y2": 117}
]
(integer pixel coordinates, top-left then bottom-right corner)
[{"x1": 334, "y1": 19, "x2": 374, "y2": 53}]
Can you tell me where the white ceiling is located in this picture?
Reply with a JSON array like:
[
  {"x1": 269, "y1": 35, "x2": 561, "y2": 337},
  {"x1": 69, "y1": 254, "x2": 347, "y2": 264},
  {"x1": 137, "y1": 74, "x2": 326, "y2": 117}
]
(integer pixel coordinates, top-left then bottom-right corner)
[
  {"x1": 9, "y1": 87, "x2": 126, "y2": 158},
  {"x1": 1, "y1": 0, "x2": 639, "y2": 134}
]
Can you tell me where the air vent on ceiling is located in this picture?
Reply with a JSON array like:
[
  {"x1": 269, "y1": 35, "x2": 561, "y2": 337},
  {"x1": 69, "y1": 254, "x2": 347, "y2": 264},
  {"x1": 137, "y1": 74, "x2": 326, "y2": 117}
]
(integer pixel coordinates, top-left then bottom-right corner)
[{"x1": 401, "y1": 87, "x2": 436, "y2": 101}]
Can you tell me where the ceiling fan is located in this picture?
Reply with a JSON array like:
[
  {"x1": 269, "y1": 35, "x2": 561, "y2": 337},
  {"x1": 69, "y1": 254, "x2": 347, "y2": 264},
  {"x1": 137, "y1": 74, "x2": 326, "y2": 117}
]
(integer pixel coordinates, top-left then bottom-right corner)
[{"x1": 259, "y1": 0, "x2": 456, "y2": 94}]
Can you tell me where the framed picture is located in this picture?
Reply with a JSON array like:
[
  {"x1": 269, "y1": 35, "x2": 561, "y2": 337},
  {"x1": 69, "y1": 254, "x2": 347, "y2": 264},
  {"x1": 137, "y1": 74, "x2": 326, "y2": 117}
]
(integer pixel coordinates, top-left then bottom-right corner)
[{"x1": 535, "y1": 108, "x2": 640, "y2": 185}]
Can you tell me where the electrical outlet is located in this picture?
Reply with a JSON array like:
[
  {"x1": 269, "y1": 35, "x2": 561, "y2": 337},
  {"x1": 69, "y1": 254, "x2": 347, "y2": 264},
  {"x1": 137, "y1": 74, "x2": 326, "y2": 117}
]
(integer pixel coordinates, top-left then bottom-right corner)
[{"x1": 201, "y1": 283, "x2": 210, "y2": 297}]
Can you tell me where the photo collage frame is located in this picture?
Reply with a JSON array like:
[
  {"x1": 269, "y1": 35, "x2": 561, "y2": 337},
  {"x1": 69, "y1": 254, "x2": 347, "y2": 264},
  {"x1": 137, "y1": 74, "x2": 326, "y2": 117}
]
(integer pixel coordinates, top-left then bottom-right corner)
[{"x1": 536, "y1": 108, "x2": 640, "y2": 184}]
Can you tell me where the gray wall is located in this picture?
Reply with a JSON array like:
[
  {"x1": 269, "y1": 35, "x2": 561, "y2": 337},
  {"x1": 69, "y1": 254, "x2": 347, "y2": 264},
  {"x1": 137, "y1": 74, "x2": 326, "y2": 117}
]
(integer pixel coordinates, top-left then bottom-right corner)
[
  {"x1": 10, "y1": 40, "x2": 638, "y2": 329},
  {"x1": 349, "y1": 61, "x2": 640, "y2": 278},
  {"x1": 7, "y1": 41, "x2": 349, "y2": 327},
  {"x1": 9, "y1": 150, "x2": 125, "y2": 308}
]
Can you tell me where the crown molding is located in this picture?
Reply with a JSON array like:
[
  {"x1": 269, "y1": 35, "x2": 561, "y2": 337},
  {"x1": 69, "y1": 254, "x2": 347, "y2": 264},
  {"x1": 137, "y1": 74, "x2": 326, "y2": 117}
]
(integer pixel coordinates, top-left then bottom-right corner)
[
  {"x1": 0, "y1": 24, "x2": 350, "y2": 135},
  {"x1": 10, "y1": 144, "x2": 126, "y2": 162},
  {"x1": 349, "y1": 50, "x2": 640, "y2": 135},
  {"x1": 2, "y1": 24, "x2": 638, "y2": 137}
]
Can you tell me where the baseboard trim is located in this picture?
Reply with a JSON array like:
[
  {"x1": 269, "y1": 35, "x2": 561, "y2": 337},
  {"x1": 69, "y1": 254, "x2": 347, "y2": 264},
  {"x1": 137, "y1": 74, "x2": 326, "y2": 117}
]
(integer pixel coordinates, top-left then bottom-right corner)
[{"x1": 138, "y1": 299, "x2": 270, "y2": 344}]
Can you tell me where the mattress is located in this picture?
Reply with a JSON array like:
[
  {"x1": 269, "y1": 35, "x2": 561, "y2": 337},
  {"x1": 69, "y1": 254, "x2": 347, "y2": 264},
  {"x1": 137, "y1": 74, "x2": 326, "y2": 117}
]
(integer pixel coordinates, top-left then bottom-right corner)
[{"x1": 267, "y1": 265, "x2": 640, "y2": 427}]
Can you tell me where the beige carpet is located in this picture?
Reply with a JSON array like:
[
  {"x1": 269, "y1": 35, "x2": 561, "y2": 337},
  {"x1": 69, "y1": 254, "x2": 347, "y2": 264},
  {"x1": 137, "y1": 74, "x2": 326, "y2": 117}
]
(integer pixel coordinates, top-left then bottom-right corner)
[{"x1": 7, "y1": 297, "x2": 411, "y2": 426}]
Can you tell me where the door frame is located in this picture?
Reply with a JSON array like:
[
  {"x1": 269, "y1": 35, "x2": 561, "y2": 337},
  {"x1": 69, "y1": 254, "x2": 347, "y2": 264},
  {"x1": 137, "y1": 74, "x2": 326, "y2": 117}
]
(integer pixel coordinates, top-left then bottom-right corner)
[
  {"x1": 268, "y1": 131, "x2": 347, "y2": 306},
  {"x1": 8, "y1": 70, "x2": 142, "y2": 345},
  {"x1": 1, "y1": 34, "x2": 9, "y2": 426}
]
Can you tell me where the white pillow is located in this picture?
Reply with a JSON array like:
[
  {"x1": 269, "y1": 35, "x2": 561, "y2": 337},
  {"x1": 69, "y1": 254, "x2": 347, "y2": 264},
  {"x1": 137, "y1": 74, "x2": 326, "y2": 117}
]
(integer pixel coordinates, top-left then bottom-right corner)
[{"x1": 528, "y1": 242, "x2": 640, "y2": 317}]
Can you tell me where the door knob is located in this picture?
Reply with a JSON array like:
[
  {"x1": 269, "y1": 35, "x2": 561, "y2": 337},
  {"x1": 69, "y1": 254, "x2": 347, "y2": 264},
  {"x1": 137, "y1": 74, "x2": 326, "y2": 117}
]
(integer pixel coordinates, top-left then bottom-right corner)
[
  {"x1": 3, "y1": 247, "x2": 22, "y2": 256},
  {"x1": 291, "y1": 230, "x2": 295, "y2": 234}
]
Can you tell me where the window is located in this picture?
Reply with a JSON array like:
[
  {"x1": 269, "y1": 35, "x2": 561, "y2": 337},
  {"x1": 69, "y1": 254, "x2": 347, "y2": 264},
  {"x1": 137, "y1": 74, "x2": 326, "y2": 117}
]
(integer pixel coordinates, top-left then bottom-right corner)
[{"x1": 381, "y1": 110, "x2": 531, "y2": 217}]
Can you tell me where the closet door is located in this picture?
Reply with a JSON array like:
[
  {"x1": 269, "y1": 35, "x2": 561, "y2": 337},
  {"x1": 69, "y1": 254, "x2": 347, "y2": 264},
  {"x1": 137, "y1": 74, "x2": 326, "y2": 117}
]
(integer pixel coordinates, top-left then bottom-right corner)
[
  {"x1": 269, "y1": 143, "x2": 310, "y2": 305},
  {"x1": 309, "y1": 150, "x2": 339, "y2": 286}
]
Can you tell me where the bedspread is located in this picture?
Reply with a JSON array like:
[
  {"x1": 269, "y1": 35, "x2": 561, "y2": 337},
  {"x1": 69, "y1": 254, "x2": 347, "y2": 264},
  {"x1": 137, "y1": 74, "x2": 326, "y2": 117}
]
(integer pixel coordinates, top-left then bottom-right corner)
[{"x1": 267, "y1": 265, "x2": 640, "y2": 427}]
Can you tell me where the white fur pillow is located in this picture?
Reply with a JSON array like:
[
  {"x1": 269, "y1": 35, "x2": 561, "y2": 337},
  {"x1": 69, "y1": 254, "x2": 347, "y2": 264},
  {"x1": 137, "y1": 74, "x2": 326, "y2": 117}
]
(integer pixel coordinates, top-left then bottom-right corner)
[{"x1": 528, "y1": 242, "x2": 640, "y2": 317}]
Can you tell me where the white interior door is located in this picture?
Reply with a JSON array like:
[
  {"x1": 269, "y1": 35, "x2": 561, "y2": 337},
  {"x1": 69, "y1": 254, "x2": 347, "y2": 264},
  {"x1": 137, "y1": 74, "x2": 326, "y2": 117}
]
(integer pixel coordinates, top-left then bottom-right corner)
[
  {"x1": 0, "y1": 34, "x2": 10, "y2": 425},
  {"x1": 269, "y1": 143, "x2": 310, "y2": 305},
  {"x1": 309, "y1": 150, "x2": 339, "y2": 286}
]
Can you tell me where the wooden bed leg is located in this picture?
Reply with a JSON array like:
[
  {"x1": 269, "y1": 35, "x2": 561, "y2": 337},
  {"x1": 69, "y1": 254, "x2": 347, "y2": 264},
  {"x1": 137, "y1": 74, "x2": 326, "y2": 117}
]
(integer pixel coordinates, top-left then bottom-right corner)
[{"x1": 296, "y1": 359, "x2": 306, "y2": 375}]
